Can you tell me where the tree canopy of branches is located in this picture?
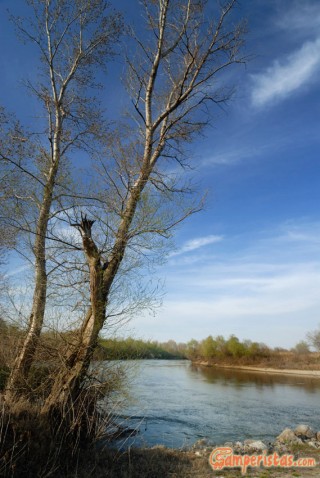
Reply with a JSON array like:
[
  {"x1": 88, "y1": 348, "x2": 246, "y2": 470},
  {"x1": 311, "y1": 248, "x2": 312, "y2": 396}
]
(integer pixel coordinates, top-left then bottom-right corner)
[
  {"x1": 0, "y1": 0, "x2": 246, "y2": 421},
  {"x1": 1, "y1": 0, "x2": 122, "y2": 400}
]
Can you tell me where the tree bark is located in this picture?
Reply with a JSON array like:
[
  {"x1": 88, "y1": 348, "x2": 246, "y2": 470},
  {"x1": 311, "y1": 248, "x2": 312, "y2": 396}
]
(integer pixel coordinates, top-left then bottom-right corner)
[
  {"x1": 40, "y1": 0, "x2": 245, "y2": 419},
  {"x1": 41, "y1": 216, "x2": 107, "y2": 415},
  {"x1": 41, "y1": 170, "x2": 152, "y2": 415},
  {"x1": 2, "y1": 0, "x2": 123, "y2": 405},
  {"x1": 5, "y1": 120, "x2": 62, "y2": 401}
]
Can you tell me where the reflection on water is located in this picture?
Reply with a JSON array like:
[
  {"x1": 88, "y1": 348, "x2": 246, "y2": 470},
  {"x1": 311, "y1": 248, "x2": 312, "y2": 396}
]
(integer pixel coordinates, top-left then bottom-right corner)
[
  {"x1": 104, "y1": 360, "x2": 320, "y2": 449},
  {"x1": 191, "y1": 364, "x2": 320, "y2": 392}
]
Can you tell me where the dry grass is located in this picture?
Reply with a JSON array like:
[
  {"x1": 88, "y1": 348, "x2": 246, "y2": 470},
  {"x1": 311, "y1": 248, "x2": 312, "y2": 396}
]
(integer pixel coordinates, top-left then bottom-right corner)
[
  {"x1": 253, "y1": 352, "x2": 320, "y2": 371},
  {"x1": 0, "y1": 399, "x2": 87, "y2": 477},
  {"x1": 72, "y1": 446, "x2": 213, "y2": 478},
  {"x1": 1, "y1": 404, "x2": 319, "y2": 478},
  {"x1": 199, "y1": 352, "x2": 320, "y2": 371},
  {"x1": 0, "y1": 376, "x2": 124, "y2": 477},
  {"x1": 71, "y1": 443, "x2": 320, "y2": 478}
]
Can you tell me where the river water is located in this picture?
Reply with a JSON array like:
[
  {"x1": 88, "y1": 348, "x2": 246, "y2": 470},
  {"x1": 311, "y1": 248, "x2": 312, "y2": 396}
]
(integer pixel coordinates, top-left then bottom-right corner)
[{"x1": 102, "y1": 360, "x2": 320, "y2": 449}]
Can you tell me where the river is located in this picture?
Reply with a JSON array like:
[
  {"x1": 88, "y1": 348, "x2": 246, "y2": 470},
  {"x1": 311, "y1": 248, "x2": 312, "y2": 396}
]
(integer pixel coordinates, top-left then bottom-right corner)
[{"x1": 101, "y1": 359, "x2": 320, "y2": 449}]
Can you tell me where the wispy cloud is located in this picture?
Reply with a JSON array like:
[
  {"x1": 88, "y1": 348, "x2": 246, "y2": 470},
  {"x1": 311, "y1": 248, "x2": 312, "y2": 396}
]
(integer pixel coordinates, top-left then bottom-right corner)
[
  {"x1": 133, "y1": 220, "x2": 320, "y2": 346},
  {"x1": 200, "y1": 147, "x2": 257, "y2": 166},
  {"x1": 134, "y1": 258, "x2": 320, "y2": 346},
  {"x1": 251, "y1": 37, "x2": 320, "y2": 107},
  {"x1": 200, "y1": 140, "x2": 287, "y2": 167},
  {"x1": 170, "y1": 235, "x2": 223, "y2": 257},
  {"x1": 276, "y1": 1, "x2": 320, "y2": 35},
  {"x1": 4, "y1": 264, "x2": 31, "y2": 278}
]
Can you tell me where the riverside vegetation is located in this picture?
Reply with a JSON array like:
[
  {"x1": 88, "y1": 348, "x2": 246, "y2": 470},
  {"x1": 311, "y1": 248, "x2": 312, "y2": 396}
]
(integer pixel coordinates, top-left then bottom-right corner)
[
  {"x1": 1, "y1": 320, "x2": 320, "y2": 476},
  {"x1": 2, "y1": 321, "x2": 320, "y2": 391},
  {"x1": 100, "y1": 331, "x2": 320, "y2": 370}
]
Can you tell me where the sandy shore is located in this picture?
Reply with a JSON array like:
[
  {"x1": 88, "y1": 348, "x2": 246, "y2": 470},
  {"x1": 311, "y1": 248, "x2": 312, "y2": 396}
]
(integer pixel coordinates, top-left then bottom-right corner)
[{"x1": 196, "y1": 362, "x2": 320, "y2": 378}]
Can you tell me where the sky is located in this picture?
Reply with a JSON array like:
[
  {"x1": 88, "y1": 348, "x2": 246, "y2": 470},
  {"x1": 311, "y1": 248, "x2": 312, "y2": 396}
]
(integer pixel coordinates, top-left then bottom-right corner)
[{"x1": 1, "y1": 0, "x2": 320, "y2": 348}]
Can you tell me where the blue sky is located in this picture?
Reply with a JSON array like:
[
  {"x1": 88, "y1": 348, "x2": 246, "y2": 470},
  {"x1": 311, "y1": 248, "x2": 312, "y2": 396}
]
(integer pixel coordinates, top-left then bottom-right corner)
[
  {"x1": 128, "y1": 0, "x2": 320, "y2": 348},
  {"x1": 1, "y1": 0, "x2": 320, "y2": 348}
]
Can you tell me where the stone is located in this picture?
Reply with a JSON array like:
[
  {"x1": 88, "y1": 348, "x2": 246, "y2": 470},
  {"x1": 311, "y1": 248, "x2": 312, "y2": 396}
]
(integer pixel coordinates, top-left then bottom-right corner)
[
  {"x1": 233, "y1": 442, "x2": 243, "y2": 453},
  {"x1": 276, "y1": 428, "x2": 303, "y2": 444},
  {"x1": 234, "y1": 441, "x2": 243, "y2": 448},
  {"x1": 308, "y1": 441, "x2": 319, "y2": 449},
  {"x1": 224, "y1": 442, "x2": 233, "y2": 447},
  {"x1": 316, "y1": 431, "x2": 320, "y2": 441},
  {"x1": 273, "y1": 443, "x2": 288, "y2": 454},
  {"x1": 244, "y1": 439, "x2": 257, "y2": 445},
  {"x1": 246, "y1": 440, "x2": 267, "y2": 451},
  {"x1": 193, "y1": 438, "x2": 208, "y2": 449},
  {"x1": 294, "y1": 425, "x2": 315, "y2": 439}
]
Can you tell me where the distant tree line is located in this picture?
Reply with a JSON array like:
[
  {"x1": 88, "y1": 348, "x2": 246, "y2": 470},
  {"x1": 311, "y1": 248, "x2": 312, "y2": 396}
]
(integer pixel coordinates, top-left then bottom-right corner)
[
  {"x1": 95, "y1": 337, "x2": 186, "y2": 360},
  {"x1": 1, "y1": 319, "x2": 320, "y2": 388},
  {"x1": 95, "y1": 334, "x2": 275, "y2": 362},
  {"x1": 94, "y1": 328, "x2": 320, "y2": 363},
  {"x1": 183, "y1": 335, "x2": 271, "y2": 361}
]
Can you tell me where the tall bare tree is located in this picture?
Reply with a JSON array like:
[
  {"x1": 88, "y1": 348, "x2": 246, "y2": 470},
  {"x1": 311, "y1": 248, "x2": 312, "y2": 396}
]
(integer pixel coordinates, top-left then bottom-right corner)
[
  {"x1": 2, "y1": 0, "x2": 122, "y2": 400},
  {"x1": 42, "y1": 0, "x2": 246, "y2": 415}
]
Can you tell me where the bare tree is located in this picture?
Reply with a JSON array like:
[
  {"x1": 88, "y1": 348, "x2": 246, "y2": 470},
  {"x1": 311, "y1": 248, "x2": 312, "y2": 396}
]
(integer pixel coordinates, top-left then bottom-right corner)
[
  {"x1": 306, "y1": 327, "x2": 320, "y2": 352},
  {"x1": 2, "y1": 0, "x2": 122, "y2": 400},
  {"x1": 0, "y1": 108, "x2": 35, "y2": 331},
  {"x1": 42, "y1": 0, "x2": 246, "y2": 415}
]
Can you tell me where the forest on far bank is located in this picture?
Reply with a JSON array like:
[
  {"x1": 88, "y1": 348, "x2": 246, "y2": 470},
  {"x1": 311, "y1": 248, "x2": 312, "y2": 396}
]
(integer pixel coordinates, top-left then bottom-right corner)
[
  {"x1": 96, "y1": 329, "x2": 320, "y2": 367},
  {"x1": 2, "y1": 318, "x2": 318, "y2": 380}
]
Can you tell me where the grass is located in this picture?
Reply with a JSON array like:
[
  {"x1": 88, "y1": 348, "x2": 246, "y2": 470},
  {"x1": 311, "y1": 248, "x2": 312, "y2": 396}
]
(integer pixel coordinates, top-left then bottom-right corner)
[
  {"x1": 197, "y1": 352, "x2": 320, "y2": 371},
  {"x1": 69, "y1": 443, "x2": 320, "y2": 478}
]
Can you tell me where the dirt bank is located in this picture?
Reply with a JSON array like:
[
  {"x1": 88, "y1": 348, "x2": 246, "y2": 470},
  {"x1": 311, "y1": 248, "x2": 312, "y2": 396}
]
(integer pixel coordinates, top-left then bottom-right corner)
[
  {"x1": 195, "y1": 361, "x2": 320, "y2": 378},
  {"x1": 73, "y1": 442, "x2": 320, "y2": 478}
]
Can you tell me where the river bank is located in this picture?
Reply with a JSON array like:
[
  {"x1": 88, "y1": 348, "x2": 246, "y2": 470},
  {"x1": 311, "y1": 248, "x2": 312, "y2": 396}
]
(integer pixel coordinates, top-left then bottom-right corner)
[
  {"x1": 73, "y1": 425, "x2": 320, "y2": 478},
  {"x1": 194, "y1": 361, "x2": 320, "y2": 378},
  {"x1": 101, "y1": 363, "x2": 320, "y2": 477}
]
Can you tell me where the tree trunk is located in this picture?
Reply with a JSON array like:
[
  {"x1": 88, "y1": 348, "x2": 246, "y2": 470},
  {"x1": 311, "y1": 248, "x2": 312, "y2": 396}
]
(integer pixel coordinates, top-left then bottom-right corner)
[
  {"x1": 5, "y1": 123, "x2": 61, "y2": 401},
  {"x1": 42, "y1": 217, "x2": 107, "y2": 417},
  {"x1": 41, "y1": 310, "x2": 103, "y2": 416},
  {"x1": 39, "y1": 0, "x2": 245, "y2": 419},
  {"x1": 42, "y1": 158, "x2": 153, "y2": 415}
]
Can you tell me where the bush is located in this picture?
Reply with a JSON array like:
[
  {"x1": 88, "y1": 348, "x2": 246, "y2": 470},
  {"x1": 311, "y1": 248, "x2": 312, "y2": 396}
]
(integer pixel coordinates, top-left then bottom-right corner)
[
  {"x1": 0, "y1": 364, "x2": 9, "y2": 391},
  {"x1": 291, "y1": 340, "x2": 310, "y2": 354}
]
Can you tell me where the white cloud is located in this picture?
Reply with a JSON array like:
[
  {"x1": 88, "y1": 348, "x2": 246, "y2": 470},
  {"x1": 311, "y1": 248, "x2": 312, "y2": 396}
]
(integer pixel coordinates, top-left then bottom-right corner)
[
  {"x1": 132, "y1": 220, "x2": 320, "y2": 347},
  {"x1": 280, "y1": 230, "x2": 320, "y2": 245},
  {"x1": 251, "y1": 38, "x2": 320, "y2": 107},
  {"x1": 147, "y1": 260, "x2": 320, "y2": 346},
  {"x1": 165, "y1": 269, "x2": 320, "y2": 318},
  {"x1": 201, "y1": 147, "x2": 256, "y2": 166},
  {"x1": 170, "y1": 235, "x2": 223, "y2": 257},
  {"x1": 276, "y1": 2, "x2": 320, "y2": 35},
  {"x1": 200, "y1": 141, "x2": 283, "y2": 167},
  {"x1": 4, "y1": 264, "x2": 30, "y2": 278}
]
